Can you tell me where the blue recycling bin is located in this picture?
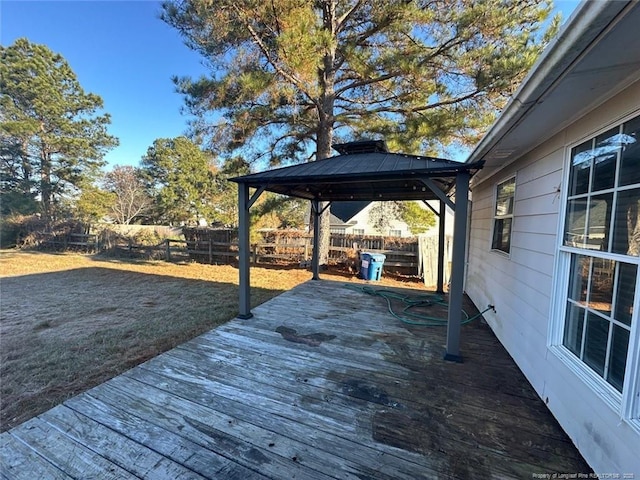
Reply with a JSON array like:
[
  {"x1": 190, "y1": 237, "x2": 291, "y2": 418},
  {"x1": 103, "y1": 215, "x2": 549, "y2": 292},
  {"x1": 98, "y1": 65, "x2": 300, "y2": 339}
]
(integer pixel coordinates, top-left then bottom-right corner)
[{"x1": 360, "y1": 252, "x2": 386, "y2": 281}]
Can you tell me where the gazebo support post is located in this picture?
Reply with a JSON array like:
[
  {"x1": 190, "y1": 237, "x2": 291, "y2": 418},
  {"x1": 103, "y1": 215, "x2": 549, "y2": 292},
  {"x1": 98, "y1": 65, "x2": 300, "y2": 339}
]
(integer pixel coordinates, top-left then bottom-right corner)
[
  {"x1": 237, "y1": 182, "x2": 253, "y2": 319},
  {"x1": 437, "y1": 200, "x2": 446, "y2": 294},
  {"x1": 311, "y1": 198, "x2": 320, "y2": 280},
  {"x1": 444, "y1": 171, "x2": 470, "y2": 362}
]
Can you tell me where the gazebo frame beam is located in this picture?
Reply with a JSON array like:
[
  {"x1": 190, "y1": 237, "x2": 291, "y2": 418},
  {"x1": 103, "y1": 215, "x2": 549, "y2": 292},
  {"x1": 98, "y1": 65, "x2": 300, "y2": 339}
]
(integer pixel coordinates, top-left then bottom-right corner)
[{"x1": 420, "y1": 177, "x2": 455, "y2": 210}]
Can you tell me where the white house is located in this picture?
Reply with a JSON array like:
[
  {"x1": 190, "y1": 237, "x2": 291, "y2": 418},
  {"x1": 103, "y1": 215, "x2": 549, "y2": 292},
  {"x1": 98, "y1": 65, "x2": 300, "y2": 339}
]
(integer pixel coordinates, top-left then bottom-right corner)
[
  {"x1": 328, "y1": 200, "x2": 454, "y2": 238},
  {"x1": 464, "y1": 1, "x2": 640, "y2": 473}
]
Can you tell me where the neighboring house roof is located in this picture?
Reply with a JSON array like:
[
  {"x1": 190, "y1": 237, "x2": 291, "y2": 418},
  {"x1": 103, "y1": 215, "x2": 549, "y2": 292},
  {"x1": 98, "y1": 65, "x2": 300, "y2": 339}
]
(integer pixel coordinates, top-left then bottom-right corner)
[
  {"x1": 302, "y1": 208, "x2": 358, "y2": 227},
  {"x1": 466, "y1": 1, "x2": 640, "y2": 185},
  {"x1": 303, "y1": 201, "x2": 365, "y2": 227},
  {"x1": 330, "y1": 201, "x2": 370, "y2": 222},
  {"x1": 328, "y1": 213, "x2": 356, "y2": 228}
]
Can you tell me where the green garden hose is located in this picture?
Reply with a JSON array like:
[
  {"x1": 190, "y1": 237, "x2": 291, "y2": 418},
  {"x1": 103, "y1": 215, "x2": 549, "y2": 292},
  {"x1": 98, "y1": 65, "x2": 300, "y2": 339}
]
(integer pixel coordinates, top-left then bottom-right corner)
[{"x1": 343, "y1": 284, "x2": 495, "y2": 327}]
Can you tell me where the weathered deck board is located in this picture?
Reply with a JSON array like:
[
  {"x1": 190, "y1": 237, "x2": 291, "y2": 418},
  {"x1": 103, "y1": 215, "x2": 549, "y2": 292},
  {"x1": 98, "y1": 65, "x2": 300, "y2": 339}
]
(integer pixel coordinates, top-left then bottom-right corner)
[
  {"x1": 8, "y1": 417, "x2": 137, "y2": 479},
  {"x1": 99, "y1": 374, "x2": 410, "y2": 480},
  {"x1": 168, "y1": 328, "x2": 584, "y2": 469},
  {"x1": 84, "y1": 378, "x2": 337, "y2": 480},
  {"x1": 39, "y1": 405, "x2": 207, "y2": 480},
  {"x1": 172, "y1": 336, "x2": 571, "y2": 442},
  {"x1": 63, "y1": 394, "x2": 267, "y2": 480},
  {"x1": 130, "y1": 353, "x2": 441, "y2": 478},
  {"x1": 0, "y1": 434, "x2": 73, "y2": 480},
  {"x1": 0, "y1": 279, "x2": 591, "y2": 479},
  {"x1": 124, "y1": 367, "x2": 442, "y2": 480}
]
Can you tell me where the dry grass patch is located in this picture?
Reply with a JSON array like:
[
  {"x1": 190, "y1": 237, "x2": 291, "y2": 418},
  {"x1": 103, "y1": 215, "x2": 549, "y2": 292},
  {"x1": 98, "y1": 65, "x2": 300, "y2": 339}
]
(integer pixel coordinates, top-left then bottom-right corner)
[{"x1": 0, "y1": 250, "x2": 421, "y2": 431}]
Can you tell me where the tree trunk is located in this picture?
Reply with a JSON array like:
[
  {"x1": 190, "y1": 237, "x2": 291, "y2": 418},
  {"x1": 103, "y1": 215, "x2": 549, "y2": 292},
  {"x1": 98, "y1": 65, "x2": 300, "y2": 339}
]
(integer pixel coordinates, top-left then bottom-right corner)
[
  {"x1": 316, "y1": 117, "x2": 333, "y2": 265},
  {"x1": 314, "y1": 0, "x2": 337, "y2": 266},
  {"x1": 20, "y1": 138, "x2": 32, "y2": 194},
  {"x1": 40, "y1": 146, "x2": 52, "y2": 222}
]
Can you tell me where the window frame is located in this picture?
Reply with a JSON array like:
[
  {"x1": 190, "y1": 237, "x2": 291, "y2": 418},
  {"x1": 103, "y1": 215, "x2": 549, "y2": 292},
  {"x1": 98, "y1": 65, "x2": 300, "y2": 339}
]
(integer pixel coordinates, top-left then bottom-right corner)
[
  {"x1": 490, "y1": 175, "x2": 516, "y2": 255},
  {"x1": 388, "y1": 229, "x2": 402, "y2": 237},
  {"x1": 549, "y1": 111, "x2": 640, "y2": 431}
]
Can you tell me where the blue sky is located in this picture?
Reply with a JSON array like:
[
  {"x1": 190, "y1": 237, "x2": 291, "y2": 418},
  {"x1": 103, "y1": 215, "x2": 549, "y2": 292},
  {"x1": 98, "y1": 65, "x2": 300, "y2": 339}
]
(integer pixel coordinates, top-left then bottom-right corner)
[
  {"x1": 2, "y1": 0, "x2": 581, "y2": 169},
  {"x1": 1, "y1": 0, "x2": 208, "y2": 168}
]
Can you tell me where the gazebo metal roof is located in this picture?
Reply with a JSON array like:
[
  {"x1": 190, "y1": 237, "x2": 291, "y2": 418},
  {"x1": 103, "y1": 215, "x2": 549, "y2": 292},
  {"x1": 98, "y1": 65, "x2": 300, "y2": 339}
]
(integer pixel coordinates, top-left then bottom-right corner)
[
  {"x1": 230, "y1": 143, "x2": 484, "y2": 362},
  {"x1": 230, "y1": 152, "x2": 483, "y2": 202}
]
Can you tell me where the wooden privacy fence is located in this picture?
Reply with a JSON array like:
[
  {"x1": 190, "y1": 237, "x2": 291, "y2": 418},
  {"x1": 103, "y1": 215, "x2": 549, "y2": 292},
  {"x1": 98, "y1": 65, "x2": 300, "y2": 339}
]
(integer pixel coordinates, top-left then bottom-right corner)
[
  {"x1": 32, "y1": 227, "x2": 446, "y2": 279},
  {"x1": 418, "y1": 233, "x2": 453, "y2": 287},
  {"x1": 42, "y1": 233, "x2": 98, "y2": 252},
  {"x1": 180, "y1": 229, "x2": 421, "y2": 272}
]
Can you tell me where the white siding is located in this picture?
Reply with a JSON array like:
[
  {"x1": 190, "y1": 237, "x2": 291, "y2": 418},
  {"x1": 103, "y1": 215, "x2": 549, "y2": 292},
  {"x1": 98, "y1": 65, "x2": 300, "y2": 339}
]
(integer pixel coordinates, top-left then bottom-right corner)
[
  {"x1": 344, "y1": 201, "x2": 454, "y2": 237},
  {"x1": 345, "y1": 204, "x2": 410, "y2": 236},
  {"x1": 466, "y1": 80, "x2": 640, "y2": 473}
]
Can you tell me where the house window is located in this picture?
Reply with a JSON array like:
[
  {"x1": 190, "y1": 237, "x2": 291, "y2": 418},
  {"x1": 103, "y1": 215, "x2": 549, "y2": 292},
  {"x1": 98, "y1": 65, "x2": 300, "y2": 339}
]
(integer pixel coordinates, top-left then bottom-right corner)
[
  {"x1": 563, "y1": 255, "x2": 636, "y2": 392},
  {"x1": 331, "y1": 227, "x2": 346, "y2": 234},
  {"x1": 557, "y1": 114, "x2": 639, "y2": 399},
  {"x1": 491, "y1": 177, "x2": 516, "y2": 253},
  {"x1": 388, "y1": 229, "x2": 402, "y2": 237},
  {"x1": 352, "y1": 228, "x2": 365, "y2": 235}
]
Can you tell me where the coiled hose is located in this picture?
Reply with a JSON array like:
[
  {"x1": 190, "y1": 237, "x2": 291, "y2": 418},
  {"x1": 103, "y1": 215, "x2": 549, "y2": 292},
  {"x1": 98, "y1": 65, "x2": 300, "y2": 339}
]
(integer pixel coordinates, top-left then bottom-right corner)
[{"x1": 343, "y1": 284, "x2": 494, "y2": 327}]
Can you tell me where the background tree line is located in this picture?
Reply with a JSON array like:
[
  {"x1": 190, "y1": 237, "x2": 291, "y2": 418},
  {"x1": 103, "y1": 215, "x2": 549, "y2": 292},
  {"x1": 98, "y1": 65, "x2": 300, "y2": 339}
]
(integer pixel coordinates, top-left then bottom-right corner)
[
  {"x1": 2, "y1": 1, "x2": 559, "y2": 248},
  {"x1": 0, "y1": 38, "x2": 307, "y2": 234},
  {"x1": 0, "y1": 37, "x2": 436, "y2": 237}
]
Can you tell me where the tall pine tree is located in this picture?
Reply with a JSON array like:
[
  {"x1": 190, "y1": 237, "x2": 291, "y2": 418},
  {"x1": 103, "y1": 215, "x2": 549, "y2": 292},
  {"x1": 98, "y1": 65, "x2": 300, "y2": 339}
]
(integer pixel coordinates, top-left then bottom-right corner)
[
  {"x1": 162, "y1": 0, "x2": 559, "y2": 261},
  {"x1": 0, "y1": 38, "x2": 118, "y2": 220}
]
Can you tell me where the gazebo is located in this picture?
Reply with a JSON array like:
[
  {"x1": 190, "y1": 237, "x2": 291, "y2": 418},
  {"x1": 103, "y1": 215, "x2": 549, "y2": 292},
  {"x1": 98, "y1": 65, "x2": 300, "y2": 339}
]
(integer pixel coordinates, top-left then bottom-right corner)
[{"x1": 230, "y1": 141, "x2": 483, "y2": 361}]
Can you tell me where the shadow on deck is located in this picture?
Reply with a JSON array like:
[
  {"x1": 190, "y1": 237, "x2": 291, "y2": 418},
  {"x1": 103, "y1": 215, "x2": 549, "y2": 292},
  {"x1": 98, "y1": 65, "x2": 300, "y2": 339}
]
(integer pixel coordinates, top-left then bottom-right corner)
[{"x1": 0, "y1": 280, "x2": 590, "y2": 479}]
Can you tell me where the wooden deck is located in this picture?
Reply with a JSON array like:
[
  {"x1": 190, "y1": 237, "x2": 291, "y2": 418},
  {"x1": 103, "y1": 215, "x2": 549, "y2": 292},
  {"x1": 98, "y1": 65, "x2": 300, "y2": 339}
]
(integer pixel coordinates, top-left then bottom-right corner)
[{"x1": 1, "y1": 279, "x2": 590, "y2": 479}]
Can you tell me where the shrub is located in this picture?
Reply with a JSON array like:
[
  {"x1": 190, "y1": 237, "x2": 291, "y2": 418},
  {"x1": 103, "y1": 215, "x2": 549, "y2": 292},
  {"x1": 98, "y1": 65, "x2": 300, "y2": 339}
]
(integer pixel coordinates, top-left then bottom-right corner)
[
  {"x1": 0, "y1": 215, "x2": 87, "y2": 249},
  {"x1": 0, "y1": 214, "x2": 26, "y2": 248},
  {"x1": 132, "y1": 229, "x2": 164, "y2": 246}
]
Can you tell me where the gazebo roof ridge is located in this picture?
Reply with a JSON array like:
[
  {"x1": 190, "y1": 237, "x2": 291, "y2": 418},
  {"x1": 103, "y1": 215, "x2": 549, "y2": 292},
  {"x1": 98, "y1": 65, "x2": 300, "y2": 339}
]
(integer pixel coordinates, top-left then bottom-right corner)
[{"x1": 332, "y1": 138, "x2": 390, "y2": 154}]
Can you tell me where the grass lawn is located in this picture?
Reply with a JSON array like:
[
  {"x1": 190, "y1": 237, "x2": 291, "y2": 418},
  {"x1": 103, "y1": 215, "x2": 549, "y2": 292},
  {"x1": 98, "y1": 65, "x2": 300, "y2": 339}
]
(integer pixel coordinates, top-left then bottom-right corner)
[{"x1": 0, "y1": 250, "x2": 421, "y2": 432}]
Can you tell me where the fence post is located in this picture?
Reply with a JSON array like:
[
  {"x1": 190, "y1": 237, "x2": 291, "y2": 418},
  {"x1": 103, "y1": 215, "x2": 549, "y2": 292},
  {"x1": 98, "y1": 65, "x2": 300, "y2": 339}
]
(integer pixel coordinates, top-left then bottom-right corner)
[
  {"x1": 252, "y1": 243, "x2": 258, "y2": 264},
  {"x1": 208, "y1": 240, "x2": 213, "y2": 264},
  {"x1": 166, "y1": 239, "x2": 171, "y2": 262}
]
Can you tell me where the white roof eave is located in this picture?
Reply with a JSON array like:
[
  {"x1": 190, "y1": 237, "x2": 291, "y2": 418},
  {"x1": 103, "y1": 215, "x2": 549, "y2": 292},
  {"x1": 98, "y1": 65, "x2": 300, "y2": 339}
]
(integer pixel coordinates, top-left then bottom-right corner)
[{"x1": 466, "y1": 0, "x2": 640, "y2": 186}]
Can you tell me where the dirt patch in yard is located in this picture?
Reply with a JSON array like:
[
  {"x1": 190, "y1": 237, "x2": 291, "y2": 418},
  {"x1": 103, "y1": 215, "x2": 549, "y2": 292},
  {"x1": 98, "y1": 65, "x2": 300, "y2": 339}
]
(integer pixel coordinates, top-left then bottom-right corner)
[{"x1": 0, "y1": 250, "x2": 421, "y2": 431}]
